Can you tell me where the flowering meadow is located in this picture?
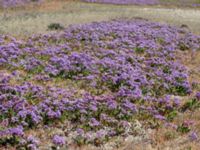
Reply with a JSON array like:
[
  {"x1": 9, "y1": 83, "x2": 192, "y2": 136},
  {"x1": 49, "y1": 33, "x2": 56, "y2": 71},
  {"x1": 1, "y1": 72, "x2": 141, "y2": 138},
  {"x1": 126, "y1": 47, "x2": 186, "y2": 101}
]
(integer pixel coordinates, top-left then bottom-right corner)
[
  {"x1": 0, "y1": 0, "x2": 42, "y2": 8},
  {"x1": 1, "y1": 0, "x2": 200, "y2": 8},
  {"x1": 83, "y1": 0, "x2": 158, "y2": 5},
  {"x1": 82, "y1": 0, "x2": 200, "y2": 7},
  {"x1": 0, "y1": 19, "x2": 200, "y2": 149}
]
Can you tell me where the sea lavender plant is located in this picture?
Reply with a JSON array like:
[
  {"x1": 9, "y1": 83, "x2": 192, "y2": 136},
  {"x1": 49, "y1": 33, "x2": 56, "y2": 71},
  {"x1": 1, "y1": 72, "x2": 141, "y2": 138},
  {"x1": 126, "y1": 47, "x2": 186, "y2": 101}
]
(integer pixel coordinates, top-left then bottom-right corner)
[
  {"x1": 0, "y1": 19, "x2": 200, "y2": 148},
  {"x1": 52, "y1": 135, "x2": 66, "y2": 146}
]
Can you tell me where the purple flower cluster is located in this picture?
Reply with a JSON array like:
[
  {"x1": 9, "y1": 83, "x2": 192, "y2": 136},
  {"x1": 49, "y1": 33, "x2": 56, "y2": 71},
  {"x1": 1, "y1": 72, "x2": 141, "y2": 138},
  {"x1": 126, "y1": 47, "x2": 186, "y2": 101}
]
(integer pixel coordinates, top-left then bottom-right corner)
[
  {"x1": 82, "y1": 0, "x2": 200, "y2": 7},
  {"x1": 0, "y1": 126, "x2": 24, "y2": 137},
  {"x1": 189, "y1": 132, "x2": 198, "y2": 141},
  {"x1": 0, "y1": 19, "x2": 200, "y2": 148},
  {"x1": 52, "y1": 135, "x2": 66, "y2": 146},
  {"x1": 83, "y1": 0, "x2": 158, "y2": 5},
  {"x1": 196, "y1": 92, "x2": 200, "y2": 100},
  {"x1": 0, "y1": 0, "x2": 42, "y2": 8}
]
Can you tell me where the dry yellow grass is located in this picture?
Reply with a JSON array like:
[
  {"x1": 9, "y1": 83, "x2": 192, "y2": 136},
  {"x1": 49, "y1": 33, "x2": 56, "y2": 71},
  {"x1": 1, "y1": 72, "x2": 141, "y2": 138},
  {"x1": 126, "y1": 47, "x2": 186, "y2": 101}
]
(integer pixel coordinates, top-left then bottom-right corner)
[{"x1": 1, "y1": 0, "x2": 200, "y2": 37}]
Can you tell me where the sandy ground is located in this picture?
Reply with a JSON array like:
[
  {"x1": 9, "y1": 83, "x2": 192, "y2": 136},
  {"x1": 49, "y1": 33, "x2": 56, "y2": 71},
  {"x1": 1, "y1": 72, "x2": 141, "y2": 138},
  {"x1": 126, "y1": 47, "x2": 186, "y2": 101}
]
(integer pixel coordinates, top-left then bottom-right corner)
[{"x1": 0, "y1": 1, "x2": 200, "y2": 36}]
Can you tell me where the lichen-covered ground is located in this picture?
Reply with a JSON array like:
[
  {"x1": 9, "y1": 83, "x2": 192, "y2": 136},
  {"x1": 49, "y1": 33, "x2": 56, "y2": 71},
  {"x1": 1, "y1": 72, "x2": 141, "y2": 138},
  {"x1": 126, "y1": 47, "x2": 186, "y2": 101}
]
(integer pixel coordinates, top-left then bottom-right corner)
[{"x1": 0, "y1": 1, "x2": 200, "y2": 150}]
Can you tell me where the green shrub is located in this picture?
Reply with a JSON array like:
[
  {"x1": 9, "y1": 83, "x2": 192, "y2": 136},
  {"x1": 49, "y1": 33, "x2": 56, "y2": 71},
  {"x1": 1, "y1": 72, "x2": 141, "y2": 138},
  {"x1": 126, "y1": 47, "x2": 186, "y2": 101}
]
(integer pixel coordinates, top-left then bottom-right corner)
[{"x1": 48, "y1": 23, "x2": 64, "y2": 31}]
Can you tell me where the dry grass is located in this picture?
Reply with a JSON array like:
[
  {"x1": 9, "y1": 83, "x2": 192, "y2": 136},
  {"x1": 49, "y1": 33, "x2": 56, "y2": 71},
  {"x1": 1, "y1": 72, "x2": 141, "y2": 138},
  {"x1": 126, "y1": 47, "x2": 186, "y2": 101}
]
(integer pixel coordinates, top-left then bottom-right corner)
[{"x1": 0, "y1": 0, "x2": 200, "y2": 37}]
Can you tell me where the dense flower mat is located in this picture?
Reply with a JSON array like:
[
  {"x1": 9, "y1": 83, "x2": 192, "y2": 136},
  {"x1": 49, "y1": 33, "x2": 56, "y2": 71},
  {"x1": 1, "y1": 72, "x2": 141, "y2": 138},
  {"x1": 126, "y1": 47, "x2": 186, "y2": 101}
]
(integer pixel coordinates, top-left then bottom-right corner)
[
  {"x1": 0, "y1": 0, "x2": 41, "y2": 8},
  {"x1": 83, "y1": 0, "x2": 158, "y2": 5},
  {"x1": 82, "y1": 0, "x2": 200, "y2": 6},
  {"x1": 1, "y1": 0, "x2": 200, "y2": 8},
  {"x1": 0, "y1": 19, "x2": 200, "y2": 149}
]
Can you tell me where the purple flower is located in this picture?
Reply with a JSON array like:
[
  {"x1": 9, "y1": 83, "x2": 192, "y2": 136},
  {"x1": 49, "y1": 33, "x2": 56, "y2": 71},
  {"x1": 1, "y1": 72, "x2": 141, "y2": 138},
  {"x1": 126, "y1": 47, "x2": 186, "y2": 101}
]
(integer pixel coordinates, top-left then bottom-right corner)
[
  {"x1": 76, "y1": 128, "x2": 84, "y2": 135},
  {"x1": 123, "y1": 100, "x2": 137, "y2": 113},
  {"x1": 164, "y1": 123, "x2": 178, "y2": 129},
  {"x1": 107, "y1": 100, "x2": 117, "y2": 110},
  {"x1": 89, "y1": 118, "x2": 100, "y2": 127},
  {"x1": 27, "y1": 135, "x2": 39, "y2": 145},
  {"x1": 183, "y1": 120, "x2": 195, "y2": 127},
  {"x1": 27, "y1": 144, "x2": 38, "y2": 150},
  {"x1": 52, "y1": 135, "x2": 66, "y2": 146},
  {"x1": 189, "y1": 132, "x2": 198, "y2": 141},
  {"x1": 195, "y1": 92, "x2": 200, "y2": 100},
  {"x1": 9, "y1": 126, "x2": 24, "y2": 136},
  {"x1": 154, "y1": 114, "x2": 166, "y2": 121},
  {"x1": 174, "y1": 97, "x2": 181, "y2": 106},
  {"x1": 96, "y1": 130, "x2": 106, "y2": 138}
]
